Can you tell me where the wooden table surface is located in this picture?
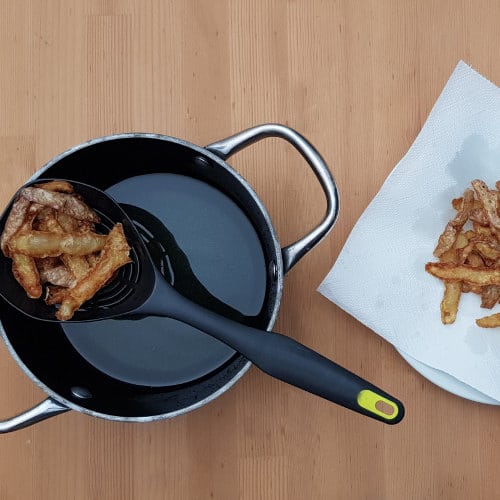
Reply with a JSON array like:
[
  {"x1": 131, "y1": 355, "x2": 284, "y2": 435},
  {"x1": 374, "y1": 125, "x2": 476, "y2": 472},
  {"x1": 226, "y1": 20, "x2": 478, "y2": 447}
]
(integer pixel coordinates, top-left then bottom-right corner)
[{"x1": 1, "y1": 1, "x2": 500, "y2": 499}]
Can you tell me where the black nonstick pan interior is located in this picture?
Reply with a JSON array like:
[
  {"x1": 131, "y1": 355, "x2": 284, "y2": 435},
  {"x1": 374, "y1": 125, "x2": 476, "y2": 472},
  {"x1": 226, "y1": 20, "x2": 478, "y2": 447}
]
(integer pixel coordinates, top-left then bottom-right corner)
[{"x1": 64, "y1": 172, "x2": 267, "y2": 386}]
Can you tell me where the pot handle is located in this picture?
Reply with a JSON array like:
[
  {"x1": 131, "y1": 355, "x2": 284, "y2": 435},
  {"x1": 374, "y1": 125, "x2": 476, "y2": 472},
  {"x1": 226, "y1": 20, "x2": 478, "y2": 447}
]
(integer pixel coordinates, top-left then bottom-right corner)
[
  {"x1": 0, "y1": 397, "x2": 69, "y2": 433},
  {"x1": 205, "y1": 124, "x2": 339, "y2": 273}
]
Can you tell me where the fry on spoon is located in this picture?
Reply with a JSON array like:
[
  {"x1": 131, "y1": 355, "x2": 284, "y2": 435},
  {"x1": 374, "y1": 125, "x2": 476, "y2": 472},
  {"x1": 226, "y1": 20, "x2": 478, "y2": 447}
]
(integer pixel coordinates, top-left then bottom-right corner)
[
  {"x1": 8, "y1": 231, "x2": 107, "y2": 258},
  {"x1": 1, "y1": 180, "x2": 131, "y2": 319},
  {"x1": 56, "y1": 223, "x2": 131, "y2": 321}
]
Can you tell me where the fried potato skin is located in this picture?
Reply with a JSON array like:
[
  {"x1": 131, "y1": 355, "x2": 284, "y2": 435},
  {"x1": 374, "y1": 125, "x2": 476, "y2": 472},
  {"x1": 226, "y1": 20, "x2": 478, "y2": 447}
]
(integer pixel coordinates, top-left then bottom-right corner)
[
  {"x1": 37, "y1": 257, "x2": 76, "y2": 287},
  {"x1": 8, "y1": 231, "x2": 107, "y2": 257},
  {"x1": 56, "y1": 224, "x2": 131, "y2": 320},
  {"x1": 56, "y1": 212, "x2": 93, "y2": 234},
  {"x1": 33, "y1": 180, "x2": 74, "y2": 193},
  {"x1": 44, "y1": 285, "x2": 67, "y2": 306},
  {"x1": 3, "y1": 201, "x2": 45, "y2": 295},
  {"x1": 20, "y1": 187, "x2": 100, "y2": 223},
  {"x1": 427, "y1": 179, "x2": 500, "y2": 327},
  {"x1": 441, "y1": 282, "x2": 461, "y2": 324},
  {"x1": 471, "y1": 180, "x2": 500, "y2": 232},
  {"x1": 425, "y1": 262, "x2": 500, "y2": 286},
  {"x1": 1, "y1": 181, "x2": 132, "y2": 319},
  {"x1": 11, "y1": 253, "x2": 42, "y2": 299},
  {"x1": 34, "y1": 211, "x2": 90, "y2": 278},
  {"x1": 0, "y1": 196, "x2": 30, "y2": 257},
  {"x1": 476, "y1": 313, "x2": 500, "y2": 328},
  {"x1": 433, "y1": 189, "x2": 474, "y2": 258},
  {"x1": 480, "y1": 285, "x2": 500, "y2": 309}
]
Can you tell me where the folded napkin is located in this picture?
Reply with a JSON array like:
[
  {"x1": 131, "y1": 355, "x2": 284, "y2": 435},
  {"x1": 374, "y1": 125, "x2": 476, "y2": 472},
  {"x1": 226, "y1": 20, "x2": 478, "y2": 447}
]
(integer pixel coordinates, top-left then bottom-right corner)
[{"x1": 318, "y1": 61, "x2": 500, "y2": 402}]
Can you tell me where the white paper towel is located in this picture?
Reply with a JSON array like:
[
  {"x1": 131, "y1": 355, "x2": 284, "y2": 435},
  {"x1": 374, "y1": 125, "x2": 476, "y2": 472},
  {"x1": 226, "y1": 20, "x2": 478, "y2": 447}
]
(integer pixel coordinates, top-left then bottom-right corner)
[{"x1": 318, "y1": 61, "x2": 500, "y2": 402}]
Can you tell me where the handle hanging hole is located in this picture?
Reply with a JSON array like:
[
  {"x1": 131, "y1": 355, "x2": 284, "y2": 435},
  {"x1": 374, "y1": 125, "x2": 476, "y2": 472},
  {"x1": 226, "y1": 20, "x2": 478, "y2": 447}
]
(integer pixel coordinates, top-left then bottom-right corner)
[
  {"x1": 375, "y1": 399, "x2": 395, "y2": 416},
  {"x1": 357, "y1": 389, "x2": 399, "y2": 420}
]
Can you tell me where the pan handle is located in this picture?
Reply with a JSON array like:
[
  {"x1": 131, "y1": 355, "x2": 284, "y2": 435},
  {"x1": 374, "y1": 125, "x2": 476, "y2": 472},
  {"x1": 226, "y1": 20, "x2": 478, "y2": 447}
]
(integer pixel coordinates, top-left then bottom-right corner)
[
  {"x1": 205, "y1": 124, "x2": 340, "y2": 273},
  {"x1": 0, "y1": 397, "x2": 69, "y2": 433}
]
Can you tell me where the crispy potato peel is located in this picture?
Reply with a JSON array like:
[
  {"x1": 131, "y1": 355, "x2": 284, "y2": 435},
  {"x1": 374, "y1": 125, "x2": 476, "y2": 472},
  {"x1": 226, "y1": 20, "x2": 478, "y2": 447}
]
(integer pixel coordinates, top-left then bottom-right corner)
[
  {"x1": 1, "y1": 181, "x2": 131, "y2": 319},
  {"x1": 426, "y1": 179, "x2": 500, "y2": 328},
  {"x1": 56, "y1": 224, "x2": 131, "y2": 321},
  {"x1": 8, "y1": 231, "x2": 107, "y2": 258}
]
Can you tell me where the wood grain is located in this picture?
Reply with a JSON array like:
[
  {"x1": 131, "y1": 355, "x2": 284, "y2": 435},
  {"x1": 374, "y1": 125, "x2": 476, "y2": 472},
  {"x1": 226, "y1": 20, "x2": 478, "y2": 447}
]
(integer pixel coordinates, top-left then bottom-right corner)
[{"x1": 1, "y1": 1, "x2": 500, "y2": 499}]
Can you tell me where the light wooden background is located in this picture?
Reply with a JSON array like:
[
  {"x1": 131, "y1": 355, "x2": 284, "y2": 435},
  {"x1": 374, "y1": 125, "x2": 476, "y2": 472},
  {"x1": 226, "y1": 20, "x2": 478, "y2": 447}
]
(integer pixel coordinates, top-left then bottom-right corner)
[{"x1": 1, "y1": 1, "x2": 500, "y2": 499}]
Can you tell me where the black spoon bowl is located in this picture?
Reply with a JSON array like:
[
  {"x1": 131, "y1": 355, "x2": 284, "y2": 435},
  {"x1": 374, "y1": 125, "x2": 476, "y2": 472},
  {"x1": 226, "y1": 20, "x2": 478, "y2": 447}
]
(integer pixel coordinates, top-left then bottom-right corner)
[{"x1": 0, "y1": 179, "x2": 404, "y2": 424}]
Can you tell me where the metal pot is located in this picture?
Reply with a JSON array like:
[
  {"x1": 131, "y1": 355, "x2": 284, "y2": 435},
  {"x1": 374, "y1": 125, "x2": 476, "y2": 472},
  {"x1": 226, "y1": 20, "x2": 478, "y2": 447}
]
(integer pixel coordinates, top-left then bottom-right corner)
[{"x1": 0, "y1": 124, "x2": 338, "y2": 432}]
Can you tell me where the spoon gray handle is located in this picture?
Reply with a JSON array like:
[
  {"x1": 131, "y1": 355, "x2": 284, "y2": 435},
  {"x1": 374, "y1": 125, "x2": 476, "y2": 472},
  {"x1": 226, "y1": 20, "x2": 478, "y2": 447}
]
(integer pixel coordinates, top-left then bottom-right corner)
[{"x1": 141, "y1": 281, "x2": 404, "y2": 424}]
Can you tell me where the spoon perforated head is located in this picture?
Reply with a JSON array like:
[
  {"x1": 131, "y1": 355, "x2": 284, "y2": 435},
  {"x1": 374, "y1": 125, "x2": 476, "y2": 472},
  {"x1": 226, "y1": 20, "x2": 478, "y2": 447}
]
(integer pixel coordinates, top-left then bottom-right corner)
[{"x1": 0, "y1": 179, "x2": 157, "y2": 322}]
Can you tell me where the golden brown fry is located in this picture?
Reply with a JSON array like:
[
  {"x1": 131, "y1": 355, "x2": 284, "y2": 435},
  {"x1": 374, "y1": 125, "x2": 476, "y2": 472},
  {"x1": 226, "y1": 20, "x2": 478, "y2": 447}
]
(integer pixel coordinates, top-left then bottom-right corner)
[
  {"x1": 442, "y1": 232, "x2": 469, "y2": 264},
  {"x1": 56, "y1": 211, "x2": 93, "y2": 233},
  {"x1": 476, "y1": 313, "x2": 500, "y2": 328},
  {"x1": 86, "y1": 252, "x2": 100, "y2": 267},
  {"x1": 33, "y1": 207, "x2": 55, "y2": 231},
  {"x1": 44, "y1": 286, "x2": 67, "y2": 306},
  {"x1": 34, "y1": 180, "x2": 74, "y2": 193},
  {"x1": 471, "y1": 179, "x2": 500, "y2": 232},
  {"x1": 4, "y1": 201, "x2": 46, "y2": 295},
  {"x1": 440, "y1": 282, "x2": 461, "y2": 324},
  {"x1": 39, "y1": 265, "x2": 76, "y2": 287},
  {"x1": 480, "y1": 285, "x2": 500, "y2": 309},
  {"x1": 22, "y1": 203, "x2": 45, "y2": 228},
  {"x1": 11, "y1": 253, "x2": 42, "y2": 299},
  {"x1": 36, "y1": 211, "x2": 61, "y2": 234},
  {"x1": 62, "y1": 255, "x2": 90, "y2": 280},
  {"x1": 451, "y1": 198, "x2": 482, "y2": 211},
  {"x1": 461, "y1": 282, "x2": 484, "y2": 294},
  {"x1": 8, "y1": 231, "x2": 106, "y2": 258},
  {"x1": 458, "y1": 243, "x2": 475, "y2": 265},
  {"x1": 20, "y1": 187, "x2": 100, "y2": 223},
  {"x1": 56, "y1": 224, "x2": 131, "y2": 320},
  {"x1": 470, "y1": 208, "x2": 489, "y2": 226},
  {"x1": 35, "y1": 212, "x2": 90, "y2": 278},
  {"x1": 35, "y1": 256, "x2": 60, "y2": 269},
  {"x1": 0, "y1": 196, "x2": 30, "y2": 256},
  {"x1": 434, "y1": 189, "x2": 474, "y2": 257},
  {"x1": 55, "y1": 211, "x2": 77, "y2": 231},
  {"x1": 454, "y1": 232, "x2": 469, "y2": 249},
  {"x1": 472, "y1": 222, "x2": 492, "y2": 236},
  {"x1": 425, "y1": 262, "x2": 500, "y2": 286},
  {"x1": 429, "y1": 180, "x2": 500, "y2": 326},
  {"x1": 475, "y1": 241, "x2": 500, "y2": 261},
  {"x1": 56, "y1": 212, "x2": 79, "y2": 233},
  {"x1": 438, "y1": 235, "x2": 463, "y2": 324},
  {"x1": 465, "y1": 252, "x2": 484, "y2": 268},
  {"x1": 451, "y1": 198, "x2": 462, "y2": 210},
  {"x1": 434, "y1": 226, "x2": 459, "y2": 258},
  {"x1": 439, "y1": 248, "x2": 458, "y2": 264},
  {"x1": 36, "y1": 258, "x2": 76, "y2": 287},
  {"x1": 1, "y1": 181, "x2": 132, "y2": 320}
]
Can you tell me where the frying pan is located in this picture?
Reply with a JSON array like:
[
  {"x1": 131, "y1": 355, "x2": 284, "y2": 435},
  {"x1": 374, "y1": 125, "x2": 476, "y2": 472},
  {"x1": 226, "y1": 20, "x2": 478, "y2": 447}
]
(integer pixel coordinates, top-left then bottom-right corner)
[{"x1": 0, "y1": 124, "x2": 404, "y2": 432}]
